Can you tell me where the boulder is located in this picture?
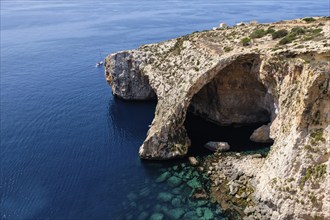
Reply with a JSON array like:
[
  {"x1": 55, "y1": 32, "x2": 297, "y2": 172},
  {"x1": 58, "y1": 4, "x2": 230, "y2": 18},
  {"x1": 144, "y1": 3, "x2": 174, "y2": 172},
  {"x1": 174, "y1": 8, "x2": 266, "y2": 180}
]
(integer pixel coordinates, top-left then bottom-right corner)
[
  {"x1": 249, "y1": 124, "x2": 273, "y2": 143},
  {"x1": 219, "y1": 23, "x2": 227, "y2": 28},
  {"x1": 188, "y1": 156, "x2": 199, "y2": 166},
  {"x1": 204, "y1": 141, "x2": 230, "y2": 152}
]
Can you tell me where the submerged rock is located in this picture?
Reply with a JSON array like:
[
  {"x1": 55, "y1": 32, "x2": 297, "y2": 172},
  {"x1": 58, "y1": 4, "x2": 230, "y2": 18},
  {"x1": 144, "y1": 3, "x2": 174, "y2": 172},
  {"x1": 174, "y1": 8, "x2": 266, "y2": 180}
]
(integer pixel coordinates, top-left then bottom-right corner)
[
  {"x1": 187, "y1": 177, "x2": 202, "y2": 189},
  {"x1": 139, "y1": 188, "x2": 151, "y2": 197},
  {"x1": 127, "y1": 192, "x2": 138, "y2": 201},
  {"x1": 171, "y1": 187, "x2": 181, "y2": 195},
  {"x1": 204, "y1": 141, "x2": 230, "y2": 152},
  {"x1": 155, "y1": 171, "x2": 171, "y2": 183},
  {"x1": 171, "y1": 197, "x2": 181, "y2": 207},
  {"x1": 183, "y1": 211, "x2": 199, "y2": 220},
  {"x1": 203, "y1": 208, "x2": 214, "y2": 220},
  {"x1": 167, "y1": 176, "x2": 182, "y2": 187},
  {"x1": 149, "y1": 213, "x2": 164, "y2": 220},
  {"x1": 196, "y1": 200, "x2": 209, "y2": 206},
  {"x1": 157, "y1": 192, "x2": 173, "y2": 202},
  {"x1": 137, "y1": 211, "x2": 149, "y2": 220},
  {"x1": 165, "y1": 208, "x2": 185, "y2": 219},
  {"x1": 191, "y1": 188, "x2": 208, "y2": 200}
]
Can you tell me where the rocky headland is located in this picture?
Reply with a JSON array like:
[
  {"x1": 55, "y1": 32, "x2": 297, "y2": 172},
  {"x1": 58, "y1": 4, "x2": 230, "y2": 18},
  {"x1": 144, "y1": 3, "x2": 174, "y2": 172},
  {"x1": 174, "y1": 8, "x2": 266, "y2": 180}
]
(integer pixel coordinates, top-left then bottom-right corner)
[{"x1": 105, "y1": 17, "x2": 329, "y2": 219}]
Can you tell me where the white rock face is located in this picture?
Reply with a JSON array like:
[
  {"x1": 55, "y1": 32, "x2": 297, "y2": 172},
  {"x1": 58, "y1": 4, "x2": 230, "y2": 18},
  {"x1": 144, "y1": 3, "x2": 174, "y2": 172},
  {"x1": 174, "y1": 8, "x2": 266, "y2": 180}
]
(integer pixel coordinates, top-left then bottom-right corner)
[{"x1": 105, "y1": 17, "x2": 330, "y2": 219}]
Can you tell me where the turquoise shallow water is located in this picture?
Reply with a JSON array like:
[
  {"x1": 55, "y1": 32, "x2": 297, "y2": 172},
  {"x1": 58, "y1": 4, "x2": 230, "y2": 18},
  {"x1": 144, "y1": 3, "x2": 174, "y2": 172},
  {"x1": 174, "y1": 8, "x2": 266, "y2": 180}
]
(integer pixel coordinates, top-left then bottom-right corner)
[{"x1": 1, "y1": 0, "x2": 329, "y2": 219}]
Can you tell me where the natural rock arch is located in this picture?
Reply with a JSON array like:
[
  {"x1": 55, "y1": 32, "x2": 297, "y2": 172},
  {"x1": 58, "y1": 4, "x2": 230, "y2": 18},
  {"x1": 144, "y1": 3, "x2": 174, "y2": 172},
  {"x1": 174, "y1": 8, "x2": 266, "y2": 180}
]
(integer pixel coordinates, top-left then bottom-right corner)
[
  {"x1": 138, "y1": 53, "x2": 276, "y2": 159},
  {"x1": 189, "y1": 55, "x2": 275, "y2": 126}
]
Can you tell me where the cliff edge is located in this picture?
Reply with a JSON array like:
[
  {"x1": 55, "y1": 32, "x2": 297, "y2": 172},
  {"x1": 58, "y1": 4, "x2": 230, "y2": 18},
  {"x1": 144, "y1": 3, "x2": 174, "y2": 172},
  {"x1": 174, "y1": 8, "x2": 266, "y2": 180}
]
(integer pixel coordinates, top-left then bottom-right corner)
[{"x1": 105, "y1": 17, "x2": 329, "y2": 219}]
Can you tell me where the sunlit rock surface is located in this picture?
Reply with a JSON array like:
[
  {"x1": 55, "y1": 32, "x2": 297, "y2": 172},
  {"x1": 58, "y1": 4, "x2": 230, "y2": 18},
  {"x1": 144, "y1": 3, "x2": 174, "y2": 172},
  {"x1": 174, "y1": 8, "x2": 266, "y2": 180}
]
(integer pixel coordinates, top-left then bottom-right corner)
[{"x1": 105, "y1": 17, "x2": 330, "y2": 219}]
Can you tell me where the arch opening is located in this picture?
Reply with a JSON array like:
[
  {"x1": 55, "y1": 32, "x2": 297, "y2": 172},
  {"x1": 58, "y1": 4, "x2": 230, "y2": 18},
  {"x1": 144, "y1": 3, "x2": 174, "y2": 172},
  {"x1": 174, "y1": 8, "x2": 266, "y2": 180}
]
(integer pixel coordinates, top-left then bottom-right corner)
[{"x1": 184, "y1": 57, "x2": 275, "y2": 156}]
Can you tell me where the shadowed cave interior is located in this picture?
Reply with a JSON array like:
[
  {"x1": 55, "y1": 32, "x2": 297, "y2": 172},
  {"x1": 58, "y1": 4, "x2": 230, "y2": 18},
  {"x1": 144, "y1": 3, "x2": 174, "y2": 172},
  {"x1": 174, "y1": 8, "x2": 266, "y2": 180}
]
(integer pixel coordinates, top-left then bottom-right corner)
[
  {"x1": 184, "y1": 113, "x2": 273, "y2": 157},
  {"x1": 184, "y1": 58, "x2": 275, "y2": 157}
]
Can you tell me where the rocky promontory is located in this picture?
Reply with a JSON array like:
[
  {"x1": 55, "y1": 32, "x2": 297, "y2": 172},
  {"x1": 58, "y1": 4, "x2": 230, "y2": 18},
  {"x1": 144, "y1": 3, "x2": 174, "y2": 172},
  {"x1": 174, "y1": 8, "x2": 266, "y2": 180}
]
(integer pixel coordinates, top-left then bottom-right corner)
[{"x1": 105, "y1": 17, "x2": 329, "y2": 219}]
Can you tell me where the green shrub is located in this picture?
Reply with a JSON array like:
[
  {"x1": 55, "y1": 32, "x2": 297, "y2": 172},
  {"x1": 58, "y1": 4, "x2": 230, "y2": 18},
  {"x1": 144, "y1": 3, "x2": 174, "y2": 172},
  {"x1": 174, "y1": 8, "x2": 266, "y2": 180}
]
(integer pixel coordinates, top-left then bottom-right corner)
[
  {"x1": 279, "y1": 33, "x2": 296, "y2": 45},
  {"x1": 308, "y1": 28, "x2": 322, "y2": 34},
  {"x1": 241, "y1": 37, "x2": 251, "y2": 46},
  {"x1": 291, "y1": 27, "x2": 305, "y2": 35},
  {"x1": 303, "y1": 17, "x2": 316, "y2": 23},
  {"x1": 303, "y1": 36, "x2": 314, "y2": 41},
  {"x1": 223, "y1": 46, "x2": 232, "y2": 52},
  {"x1": 250, "y1": 29, "x2": 266, "y2": 38},
  {"x1": 311, "y1": 129, "x2": 325, "y2": 142},
  {"x1": 300, "y1": 164, "x2": 327, "y2": 189},
  {"x1": 266, "y1": 28, "x2": 276, "y2": 34},
  {"x1": 272, "y1": 29, "x2": 289, "y2": 39},
  {"x1": 304, "y1": 145, "x2": 313, "y2": 151},
  {"x1": 278, "y1": 27, "x2": 308, "y2": 44}
]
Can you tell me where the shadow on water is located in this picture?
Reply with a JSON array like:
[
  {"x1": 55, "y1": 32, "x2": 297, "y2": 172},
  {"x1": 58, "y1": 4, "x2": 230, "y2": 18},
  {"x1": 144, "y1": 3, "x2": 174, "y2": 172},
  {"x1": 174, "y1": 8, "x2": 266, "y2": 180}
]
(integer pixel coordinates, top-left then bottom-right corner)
[
  {"x1": 185, "y1": 112, "x2": 273, "y2": 157},
  {"x1": 107, "y1": 97, "x2": 182, "y2": 174},
  {"x1": 108, "y1": 97, "x2": 157, "y2": 136}
]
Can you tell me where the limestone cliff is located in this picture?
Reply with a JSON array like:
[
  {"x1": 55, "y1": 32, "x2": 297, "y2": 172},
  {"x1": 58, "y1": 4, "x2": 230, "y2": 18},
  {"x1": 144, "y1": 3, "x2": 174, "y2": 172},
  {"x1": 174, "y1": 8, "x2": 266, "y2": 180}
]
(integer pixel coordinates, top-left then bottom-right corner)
[{"x1": 105, "y1": 17, "x2": 329, "y2": 219}]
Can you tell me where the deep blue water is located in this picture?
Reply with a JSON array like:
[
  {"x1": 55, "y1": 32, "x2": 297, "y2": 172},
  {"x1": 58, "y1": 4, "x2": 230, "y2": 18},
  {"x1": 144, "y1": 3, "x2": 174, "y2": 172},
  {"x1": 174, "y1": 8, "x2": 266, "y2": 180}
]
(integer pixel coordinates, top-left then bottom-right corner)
[{"x1": 1, "y1": 1, "x2": 329, "y2": 219}]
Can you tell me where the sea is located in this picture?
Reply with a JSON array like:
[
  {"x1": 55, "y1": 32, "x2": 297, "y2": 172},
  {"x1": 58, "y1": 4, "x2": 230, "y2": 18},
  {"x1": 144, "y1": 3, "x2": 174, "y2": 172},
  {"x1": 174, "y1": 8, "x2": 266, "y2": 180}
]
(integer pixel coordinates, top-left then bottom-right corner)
[{"x1": 1, "y1": 1, "x2": 328, "y2": 219}]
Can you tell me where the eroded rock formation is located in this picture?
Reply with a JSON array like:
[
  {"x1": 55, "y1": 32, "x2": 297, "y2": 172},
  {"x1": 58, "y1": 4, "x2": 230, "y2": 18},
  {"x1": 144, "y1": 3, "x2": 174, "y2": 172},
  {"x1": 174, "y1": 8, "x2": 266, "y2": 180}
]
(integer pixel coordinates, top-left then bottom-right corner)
[
  {"x1": 105, "y1": 17, "x2": 330, "y2": 219},
  {"x1": 105, "y1": 51, "x2": 156, "y2": 100}
]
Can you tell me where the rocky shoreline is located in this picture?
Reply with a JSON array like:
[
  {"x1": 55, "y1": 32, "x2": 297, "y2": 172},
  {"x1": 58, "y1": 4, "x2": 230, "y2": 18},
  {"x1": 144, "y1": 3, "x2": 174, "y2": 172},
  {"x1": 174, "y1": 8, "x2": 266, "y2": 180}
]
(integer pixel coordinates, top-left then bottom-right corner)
[
  {"x1": 202, "y1": 152, "x2": 271, "y2": 219},
  {"x1": 105, "y1": 17, "x2": 330, "y2": 219}
]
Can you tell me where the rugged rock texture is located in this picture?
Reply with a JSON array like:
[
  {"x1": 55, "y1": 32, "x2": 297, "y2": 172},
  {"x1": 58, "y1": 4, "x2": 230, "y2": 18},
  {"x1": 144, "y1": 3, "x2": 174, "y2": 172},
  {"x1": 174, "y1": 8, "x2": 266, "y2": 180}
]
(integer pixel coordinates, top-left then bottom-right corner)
[
  {"x1": 189, "y1": 58, "x2": 274, "y2": 125},
  {"x1": 105, "y1": 17, "x2": 330, "y2": 219},
  {"x1": 105, "y1": 51, "x2": 156, "y2": 100}
]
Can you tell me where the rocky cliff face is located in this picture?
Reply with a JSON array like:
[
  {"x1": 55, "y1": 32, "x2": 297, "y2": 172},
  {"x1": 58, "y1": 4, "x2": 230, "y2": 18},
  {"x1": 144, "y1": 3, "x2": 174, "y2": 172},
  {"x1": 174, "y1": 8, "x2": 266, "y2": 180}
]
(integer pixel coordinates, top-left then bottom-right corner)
[
  {"x1": 105, "y1": 51, "x2": 156, "y2": 100},
  {"x1": 105, "y1": 17, "x2": 329, "y2": 219}
]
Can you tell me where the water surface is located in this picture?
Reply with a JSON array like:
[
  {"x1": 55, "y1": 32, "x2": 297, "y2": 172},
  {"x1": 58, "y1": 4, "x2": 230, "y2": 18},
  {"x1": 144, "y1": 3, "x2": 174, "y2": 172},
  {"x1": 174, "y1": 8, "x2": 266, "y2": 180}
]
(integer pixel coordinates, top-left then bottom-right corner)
[{"x1": 1, "y1": 0, "x2": 328, "y2": 219}]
